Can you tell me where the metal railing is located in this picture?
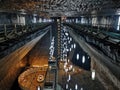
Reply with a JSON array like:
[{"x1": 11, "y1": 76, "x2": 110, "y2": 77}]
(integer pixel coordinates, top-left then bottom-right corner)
[
  {"x1": 64, "y1": 23, "x2": 120, "y2": 65},
  {"x1": 0, "y1": 23, "x2": 50, "y2": 43}
]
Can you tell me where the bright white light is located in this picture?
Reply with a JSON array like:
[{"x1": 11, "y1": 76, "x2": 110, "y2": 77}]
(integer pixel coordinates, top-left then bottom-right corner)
[
  {"x1": 81, "y1": 88, "x2": 83, "y2": 90},
  {"x1": 69, "y1": 65, "x2": 73, "y2": 70},
  {"x1": 76, "y1": 18, "x2": 78, "y2": 23},
  {"x1": 68, "y1": 41, "x2": 70, "y2": 44},
  {"x1": 70, "y1": 88, "x2": 72, "y2": 90},
  {"x1": 43, "y1": 19, "x2": 47, "y2": 22},
  {"x1": 68, "y1": 37, "x2": 70, "y2": 40},
  {"x1": 65, "y1": 32, "x2": 69, "y2": 36},
  {"x1": 70, "y1": 48, "x2": 72, "y2": 51},
  {"x1": 49, "y1": 66, "x2": 52, "y2": 69},
  {"x1": 64, "y1": 62, "x2": 67, "y2": 66},
  {"x1": 57, "y1": 19, "x2": 59, "y2": 22},
  {"x1": 66, "y1": 84, "x2": 68, "y2": 89},
  {"x1": 67, "y1": 79, "x2": 69, "y2": 82},
  {"x1": 74, "y1": 43, "x2": 76, "y2": 49},
  {"x1": 39, "y1": 18, "x2": 42, "y2": 23},
  {"x1": 75, "y1": 84, "x2": 78, "y2": 90},
  {"x1": 92, "y1": 70, "x2": 95, "y2": 80},
  {"x1": 82, "y1": 56, "x2": 85, "y2": 64},
  {"x1": 68, "y1": 74, "x2": 71, "y2": 81},
  {"x1": 65, "y1": 68, "x2": 68, "y2": 72},
  {"x1": 117, "y1": 16, "x2": 120, "y2": 30},
  {"x1": 48, "y1": 19, "x2": 52, "y2": 22},
  {"x1": 76, "y1": 54, "x2": 79, "y2": 60},
  {"x1": 37, "y1": 86, "x2": 41, "y2": 90},
  {"x1": 67, "y1": 49, "x2": 69, "y2": 52},
  {"x1": 70, "y1": 38, "x2": 72, "y2": 41},
  {"x1": 68, "y1": 59, "x2": 70, "y2": 62}
]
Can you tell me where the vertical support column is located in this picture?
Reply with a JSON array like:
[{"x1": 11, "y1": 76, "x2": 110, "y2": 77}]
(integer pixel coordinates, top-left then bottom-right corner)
[
  {"x1": 4, "y1": 24, "x2": 7, "y2": 40},
  {"x1": 57, "y1": 19, "x2": 61, "y2": 59},
  {"x1": 14, "y1": 24, "x2": 17, "y2": 34},
  {"x1": 55, "y1": 18, "x2": 61, "y2": 90},
  {"x1": 51, "y1": 18, "x2": 58, "y2": 90}
]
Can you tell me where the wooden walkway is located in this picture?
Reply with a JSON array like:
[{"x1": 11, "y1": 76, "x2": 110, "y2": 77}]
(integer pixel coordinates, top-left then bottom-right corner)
[{"x1": 18, "y1": 31, "x2": 50, "y2": 90}]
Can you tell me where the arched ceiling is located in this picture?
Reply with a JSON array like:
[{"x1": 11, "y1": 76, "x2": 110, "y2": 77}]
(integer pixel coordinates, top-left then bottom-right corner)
[{"x1": 0, "y1": 0, "x2": 120, "y2": 17}]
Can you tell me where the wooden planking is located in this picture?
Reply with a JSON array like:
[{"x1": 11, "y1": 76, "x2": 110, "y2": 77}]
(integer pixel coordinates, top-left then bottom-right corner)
[{"x1": 0, "y1": 30, "x2": 49, "y2": 90}]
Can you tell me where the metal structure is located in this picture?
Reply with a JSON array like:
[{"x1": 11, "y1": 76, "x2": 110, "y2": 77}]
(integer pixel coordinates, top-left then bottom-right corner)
[{"x1": 0, "y1": 0, "x2": 120, "y2": 17}]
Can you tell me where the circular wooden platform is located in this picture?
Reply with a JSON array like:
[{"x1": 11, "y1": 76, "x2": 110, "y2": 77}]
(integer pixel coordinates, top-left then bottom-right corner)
[{"x1": 18, "y1": 67, "x2": 47, "y2": 90}]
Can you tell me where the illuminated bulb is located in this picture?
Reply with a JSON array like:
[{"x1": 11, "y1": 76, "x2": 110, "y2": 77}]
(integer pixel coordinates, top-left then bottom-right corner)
[
  {"x1": 82, "y1": 56, "x2": 85, "y2": 64},
  {"x1": 68, "y1": 74, "x2": 71, "y2": 81},
  {"x1": 68, "y1": 41, "x2": 70, "y2": 44},
  {"x1": 65, "y1": 32, "x2": 69, "y2": 36},
  {"x1": 66, "y1": 84, "x2": 68, "y2": 89},
  {"x1": 49, "y1": 66, "x2": 52, "y2": 69},
  {"x1": 67, "y1": 79, "x2": 69, "y2": 82},
  {"x1": 68, "y1": 37, "x2": 70, "y2": 40},
  {"x1": 75, "y1": 84, "x2": 78, "y2": 90},
  {"x1": 74, "y1": 43, "x2": 76, "y2": 48},
  {"x1": 68, "y1": 59, "x2": 70, "y2": 62},
  {"x1": 65, "y1": 68, "x2": 68, "y2": 72},
  {"x1": 64, "y1": 62, "x2": 67, "y2": 65},
  {"x1": 92, "y1": 70, "x2": 95, "y2": 80},
  {"x1": 66, "y1": 48, "x2": 69, "y2": 52},
  {"x1": 69, "y1": 65, "x2": 73, "y2": 70},
  {"x1": 76, "y1": 54, "x2": 79, "y2": 60},
  {"x1": 70, "y1": 37, "x2": 72, "y2": 41},
  {"x1": 37, "y1": 86, "x2": 41, "y2": 90}
]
